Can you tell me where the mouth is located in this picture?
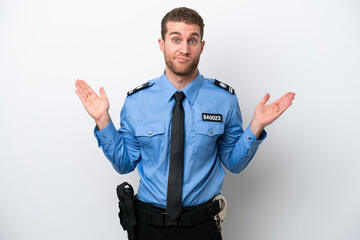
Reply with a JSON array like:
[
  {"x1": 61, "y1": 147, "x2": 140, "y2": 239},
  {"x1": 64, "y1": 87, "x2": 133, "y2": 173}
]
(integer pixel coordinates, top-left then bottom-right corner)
[{"x1": 176, "y1": 57, "x2": 190, "y2": 63}]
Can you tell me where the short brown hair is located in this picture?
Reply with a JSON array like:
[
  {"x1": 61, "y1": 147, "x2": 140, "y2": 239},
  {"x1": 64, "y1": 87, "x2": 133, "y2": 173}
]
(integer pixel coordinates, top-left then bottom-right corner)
[{"x1": 161, "y1": 7, "x2": 205, "y2": 40}]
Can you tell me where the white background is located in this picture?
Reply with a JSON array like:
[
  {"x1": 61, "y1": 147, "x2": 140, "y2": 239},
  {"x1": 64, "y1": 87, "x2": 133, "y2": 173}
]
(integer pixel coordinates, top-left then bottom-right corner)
[{"x1": 1, "y1": 0, "x2": 359, "y2": 239}]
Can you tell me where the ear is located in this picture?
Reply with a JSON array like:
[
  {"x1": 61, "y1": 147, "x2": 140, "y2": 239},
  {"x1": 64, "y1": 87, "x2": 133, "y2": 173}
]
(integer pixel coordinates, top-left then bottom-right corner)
[
  {"x1": 200, "y1": 40, "x2": 205, "y2": 54},
  {"x1": 158, "y1": 38, "x2": 164, "y2": 53}
]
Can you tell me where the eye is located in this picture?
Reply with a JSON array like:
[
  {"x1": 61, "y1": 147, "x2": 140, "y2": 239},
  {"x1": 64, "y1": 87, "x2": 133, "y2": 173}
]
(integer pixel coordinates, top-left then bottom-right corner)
[
  {"x1": 189, "y1": 39, "x2": 197, "y2": 45},
  {"x1": 172, "y1": 38, "x2": 180, "y2": 43}
]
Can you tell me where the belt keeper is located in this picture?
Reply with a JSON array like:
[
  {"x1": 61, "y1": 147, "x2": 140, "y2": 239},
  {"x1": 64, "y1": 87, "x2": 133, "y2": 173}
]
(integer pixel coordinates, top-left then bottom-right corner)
[{"x1": 146, "y1": 213, "x2": 152, "y2": 225}]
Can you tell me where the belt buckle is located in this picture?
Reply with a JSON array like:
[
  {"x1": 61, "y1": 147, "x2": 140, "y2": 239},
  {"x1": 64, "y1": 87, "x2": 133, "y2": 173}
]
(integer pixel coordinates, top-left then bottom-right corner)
[{"x1": 162, "y1": 213, "x2": 179, "y2": 227}]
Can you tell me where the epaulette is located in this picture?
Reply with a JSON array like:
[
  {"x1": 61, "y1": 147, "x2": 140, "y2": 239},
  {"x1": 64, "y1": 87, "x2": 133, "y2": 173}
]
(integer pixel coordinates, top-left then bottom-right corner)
[
  {"x1": 213, "y1": 79, "x2": 235, "y2": 94},
  {"x1": 127, "y1": 82, "x2": 154, "y2": 96}
]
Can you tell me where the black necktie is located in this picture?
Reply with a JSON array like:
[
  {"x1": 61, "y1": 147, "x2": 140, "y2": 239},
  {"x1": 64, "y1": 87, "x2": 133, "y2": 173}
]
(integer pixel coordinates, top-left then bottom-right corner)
[{"x1": 167, "y1": 91, "x2": 185, "y2": 221}]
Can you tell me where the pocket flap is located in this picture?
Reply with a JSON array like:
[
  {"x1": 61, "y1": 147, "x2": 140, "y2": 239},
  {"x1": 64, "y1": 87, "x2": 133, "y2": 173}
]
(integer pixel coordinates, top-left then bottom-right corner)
[
  {"x1": 135, "y1": 122, "x2": 165, "y2": 137},
  {"x1": 194, "y1": 122, "x2": 224, "y2": 136}
]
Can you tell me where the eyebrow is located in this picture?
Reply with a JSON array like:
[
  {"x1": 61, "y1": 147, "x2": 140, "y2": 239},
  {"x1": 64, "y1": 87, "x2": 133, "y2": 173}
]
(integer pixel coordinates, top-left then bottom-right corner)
[{"x1": 169, "y1": 32, "x2": 200, "y2": 38}]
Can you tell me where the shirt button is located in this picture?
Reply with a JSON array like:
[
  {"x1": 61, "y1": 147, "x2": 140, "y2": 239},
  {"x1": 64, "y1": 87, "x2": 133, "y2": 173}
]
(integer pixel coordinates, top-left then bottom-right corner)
[
  {"x1": 102, "y1": 134, "x2": 106, "y2": 138},
  {"x1": 148, "y1": 131, "x2": 152, "y2": 135},
  {"x1": 209, "y1": 131, "x2": 213, "y2": 135},
  {"x1": 248, "y1": 137, "x2": 252, "y2": 140}
]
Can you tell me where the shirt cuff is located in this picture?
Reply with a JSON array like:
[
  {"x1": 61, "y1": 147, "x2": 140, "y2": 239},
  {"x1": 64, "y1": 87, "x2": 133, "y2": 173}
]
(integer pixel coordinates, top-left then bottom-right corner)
[
  {"x1": 94, "y1": 120, "x2": 118, "y2": 147},
  {"x1": 242, "y1": 125, "x2": 267, "y2": 149}
]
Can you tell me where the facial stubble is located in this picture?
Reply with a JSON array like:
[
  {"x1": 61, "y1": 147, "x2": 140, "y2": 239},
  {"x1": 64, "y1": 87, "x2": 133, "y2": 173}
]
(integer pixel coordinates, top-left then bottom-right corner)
[{"x1": 164, "y1": 49, "x2": 200, "y2": 77}]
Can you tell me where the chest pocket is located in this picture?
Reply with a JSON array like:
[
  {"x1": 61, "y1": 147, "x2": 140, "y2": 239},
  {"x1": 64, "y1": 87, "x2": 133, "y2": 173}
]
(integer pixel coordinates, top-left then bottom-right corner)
[
  {"x1": 192, "y1": 122, "x2": 224, "y2": 160},
  {"x1": 194, "y1": 122, "x2": 224, "y2": 136},
  {"x1": 135, "y1": 122, "x2": 165, "y2": 148}
]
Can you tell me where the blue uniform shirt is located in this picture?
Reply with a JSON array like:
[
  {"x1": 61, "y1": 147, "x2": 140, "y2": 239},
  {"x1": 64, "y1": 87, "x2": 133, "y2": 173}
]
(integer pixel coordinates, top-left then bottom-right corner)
[{"x1": 94, "y1": 72, "x2": 266, "y2": 207}]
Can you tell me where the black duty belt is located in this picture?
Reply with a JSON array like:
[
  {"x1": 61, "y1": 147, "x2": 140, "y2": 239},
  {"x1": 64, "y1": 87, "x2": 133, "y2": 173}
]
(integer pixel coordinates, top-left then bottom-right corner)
[{"x1": 135, "y1": 198, "x2": 221, "y2": 227}]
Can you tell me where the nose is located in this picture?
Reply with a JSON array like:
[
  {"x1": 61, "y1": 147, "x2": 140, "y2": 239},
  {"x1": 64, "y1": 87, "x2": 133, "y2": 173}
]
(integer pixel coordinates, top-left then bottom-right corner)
[{"x1": 179, "y1": 41, "x2": 190, "y2": 55}]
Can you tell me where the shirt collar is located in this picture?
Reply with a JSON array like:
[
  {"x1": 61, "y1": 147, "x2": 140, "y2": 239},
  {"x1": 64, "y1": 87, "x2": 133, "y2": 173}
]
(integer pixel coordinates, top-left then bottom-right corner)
[{"x1": 160, "y1": 71, "x2": 203, "y2": 105}]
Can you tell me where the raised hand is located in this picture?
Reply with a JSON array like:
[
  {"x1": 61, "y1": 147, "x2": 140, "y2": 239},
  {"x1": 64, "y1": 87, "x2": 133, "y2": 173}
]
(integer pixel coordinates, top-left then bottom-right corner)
[
  {"x1": 75, "y1": 79, "x2": 111, "y2": 129},
  {"x1": 250, "y1": 92, "x2": 295, "y2": 138}
]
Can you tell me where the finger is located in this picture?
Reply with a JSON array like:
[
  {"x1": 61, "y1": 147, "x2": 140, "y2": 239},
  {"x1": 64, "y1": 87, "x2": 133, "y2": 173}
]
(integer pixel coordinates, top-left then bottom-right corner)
[
  {"x1": 99, "y1": 87, "x2": 107, "y2": 99},
  {"x1": 81, "y1": 80, "x2": 96, "y2": 95},
  {"x1": 277, "y1": 101, "x2": 293, "y2": 116},
  {"x1": 275, "y1": 92, "x2": 294, "y2": 105},
  {"x1": 77, "y1": 80, "x2": 92, "y2": 96},
  {"x1": 75, "y1": 79, "x2": 85, "y2": 92},
  {"x1": 75, "y1": 89, "x2": 87, "y2": 105},
  {"x1": 260, "y1": 93, "x2": 270, "y2": 105},
  {"x1": 75, "y1": 81, "x2": 87, "y2": 98},
  {"x1": 277, "y1": 92, "x2": 295, "y2": 114},
  {"x1": 75, "y1": 81, "x2": 89, "y2": 100},
  {"x1": 278, "y1": 92, "x2": 295, "y2": 108}
]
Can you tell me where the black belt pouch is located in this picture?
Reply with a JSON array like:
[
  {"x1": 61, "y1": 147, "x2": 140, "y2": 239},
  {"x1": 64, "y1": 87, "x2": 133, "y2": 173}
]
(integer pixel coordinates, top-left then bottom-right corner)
[{"x1": 116, "y1": 182, "x2": 137, "y2": 240}]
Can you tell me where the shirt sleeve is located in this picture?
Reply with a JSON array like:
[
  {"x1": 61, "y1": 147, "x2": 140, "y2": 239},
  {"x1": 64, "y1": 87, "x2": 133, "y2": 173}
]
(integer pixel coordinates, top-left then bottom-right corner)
[
  {"x1": 218, "y1": 97, "x2": 267, "y2": 173},
  {"x1": 94, "y1": 99, "x2": 141, "y2": 174}
]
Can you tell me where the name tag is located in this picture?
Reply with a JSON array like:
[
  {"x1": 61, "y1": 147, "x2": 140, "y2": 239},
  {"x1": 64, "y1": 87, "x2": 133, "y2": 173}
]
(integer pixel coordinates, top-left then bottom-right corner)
[{"x1": 202, "y1": 113, "x2": 222, "y2": 122}]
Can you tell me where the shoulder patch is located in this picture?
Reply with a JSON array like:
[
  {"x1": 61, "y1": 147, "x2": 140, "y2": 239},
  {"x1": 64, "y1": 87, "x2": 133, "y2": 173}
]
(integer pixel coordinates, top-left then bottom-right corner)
[
  {"x1": 127, "y1": 82, "x2": 154, "y2": 96},
  {"x1": 213, "y1": 79, "x2": 235, "y2": 94}
]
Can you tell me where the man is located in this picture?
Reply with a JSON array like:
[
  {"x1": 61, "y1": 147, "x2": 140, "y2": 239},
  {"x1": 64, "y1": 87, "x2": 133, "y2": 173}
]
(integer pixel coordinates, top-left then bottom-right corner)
[{"x1": 75, "y1": 7, "x2": 295, "y2": 240}]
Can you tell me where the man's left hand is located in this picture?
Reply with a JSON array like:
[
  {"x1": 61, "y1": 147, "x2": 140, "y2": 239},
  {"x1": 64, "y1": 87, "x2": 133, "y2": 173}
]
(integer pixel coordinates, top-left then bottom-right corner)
[{"x1": 250, "y1": 92, "x2": 295, "y2": 138}]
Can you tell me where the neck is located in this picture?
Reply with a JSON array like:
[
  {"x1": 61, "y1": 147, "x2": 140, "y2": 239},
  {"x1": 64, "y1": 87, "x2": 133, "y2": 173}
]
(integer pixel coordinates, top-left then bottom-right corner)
[{"x1": 165, "y1": 67, "x2": 198, "y2": 90}]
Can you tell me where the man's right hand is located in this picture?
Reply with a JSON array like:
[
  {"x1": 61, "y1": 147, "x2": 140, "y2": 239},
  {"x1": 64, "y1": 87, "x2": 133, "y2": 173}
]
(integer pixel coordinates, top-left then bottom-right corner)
[{"x1": 75, "y1": 79, "x2": 111, "y2": 130}]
